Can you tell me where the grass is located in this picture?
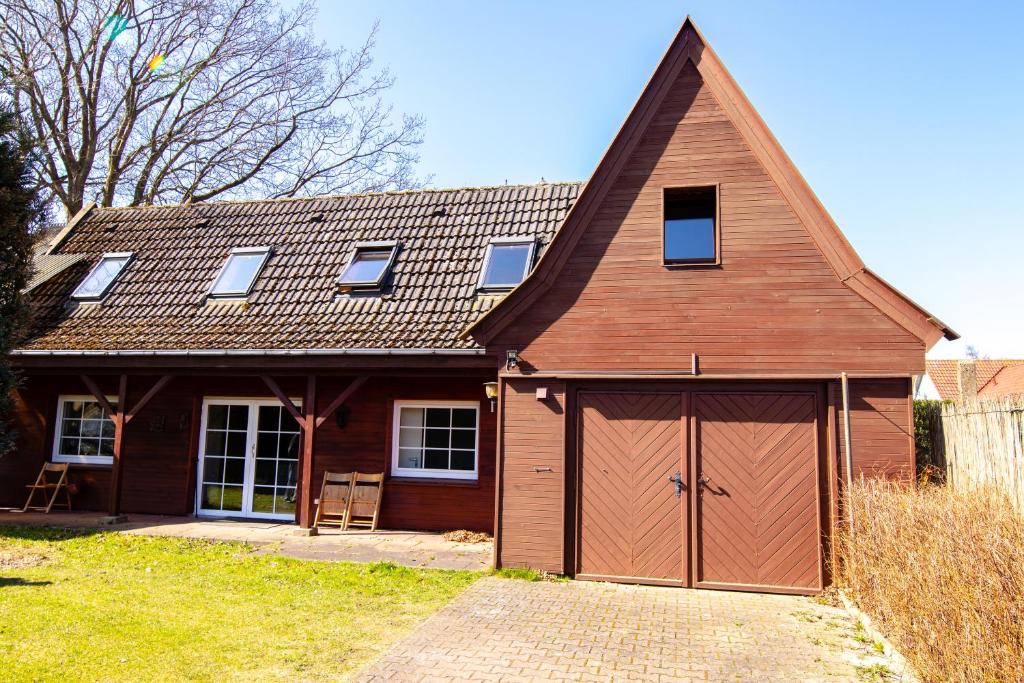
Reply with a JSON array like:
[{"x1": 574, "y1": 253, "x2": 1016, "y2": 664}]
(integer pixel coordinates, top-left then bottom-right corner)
[
  {"x1": 0, "y1": 527, "x2": 479, "y2": 682},
  {"x1": 492, "y1": 567, "x2": 568, "y2": 582},
  {"x1": 839, "y1": 479, "x2": 1024, "y2": 683}
]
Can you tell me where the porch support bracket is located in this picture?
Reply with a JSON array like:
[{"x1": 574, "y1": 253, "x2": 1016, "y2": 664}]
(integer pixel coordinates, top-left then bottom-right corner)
[
  {"x1": 315, "y1": 376, "x2": 368, "y2": 428},
  {"x1": 260, "y1": 375, "x2": 307, "y2": 430}
]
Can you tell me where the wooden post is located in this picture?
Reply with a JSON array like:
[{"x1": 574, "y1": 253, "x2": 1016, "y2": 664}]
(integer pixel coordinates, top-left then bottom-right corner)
[
  {"x1": 298, "y1": 375, "x2": 316, "y2": 529},
  {"x1": 109, "y1": 374, "x2": 128, "y2": 517}
]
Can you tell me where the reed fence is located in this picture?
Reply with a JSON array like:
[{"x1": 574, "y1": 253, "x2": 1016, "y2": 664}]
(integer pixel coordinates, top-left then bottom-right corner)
[{"x1": 920, "y1": 397, "x2": 1024, "y2": 512}]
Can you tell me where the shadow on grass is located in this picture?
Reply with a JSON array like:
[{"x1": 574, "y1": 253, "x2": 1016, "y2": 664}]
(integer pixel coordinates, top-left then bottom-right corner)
[
  {"x1": 0, "y1": 577, "x2": 52, "y2": 588},
  {"x1": 0, "y1": 525, "x2": 105, "y2": 543}
]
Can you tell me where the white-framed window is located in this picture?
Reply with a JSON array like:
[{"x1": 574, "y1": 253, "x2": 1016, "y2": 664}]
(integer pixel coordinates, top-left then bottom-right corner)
[
  {"x1": 391, "y1": 401, "x2": 479, "y2": 480},
  {"x1": 477, "y1": 238, "x2": 535, "y2": 290},
  {"x1": 72, "y1": 252, "x2": 133, "y2": 301},
  {"x1": 337, "y1": 241, "x2": 399, "y2": 290},
  {"x1": 52, "y1": 395, "x2": 118, "y2": 465},
  {"x1": 209, "y1": 246, "x2": 271, "y2": 298}
]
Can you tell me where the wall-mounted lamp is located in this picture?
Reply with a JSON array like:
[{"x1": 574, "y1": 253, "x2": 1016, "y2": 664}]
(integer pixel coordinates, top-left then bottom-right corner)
[
  {"x1": 483, "y1": 381, "x2": 499, "y2": 412},
  {"x1": 505, "y1": 349, "x2": 519, "y2": 370}
]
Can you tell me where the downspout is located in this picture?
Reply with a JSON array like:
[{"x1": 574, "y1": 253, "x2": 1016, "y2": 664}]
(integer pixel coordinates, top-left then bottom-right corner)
[{"x1": 840, "y1": 372, "x2": 855, "y2": 532}]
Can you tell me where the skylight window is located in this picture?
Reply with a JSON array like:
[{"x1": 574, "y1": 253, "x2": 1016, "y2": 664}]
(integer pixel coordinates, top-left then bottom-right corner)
[
  {"x1": 478, "y1": 238, "x2": 535, "y2": 290},
  {"x1": 337, "y1": 242, "x2": 398, "y2": 290},
  {"x1": 209, "y1": 247, "x2": 270, "y2": 298},
  {"x1": 72, "y1": 252, "x2": 133, "y2": 301}
]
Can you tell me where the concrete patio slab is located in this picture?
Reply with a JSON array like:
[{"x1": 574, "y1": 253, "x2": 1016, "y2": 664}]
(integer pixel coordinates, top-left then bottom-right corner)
[{"x1": 0, "y1": 510, "x2": 492, "y2": 571}]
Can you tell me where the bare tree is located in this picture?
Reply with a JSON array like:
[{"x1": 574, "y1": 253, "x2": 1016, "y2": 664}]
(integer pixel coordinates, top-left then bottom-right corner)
[{"x1": 0, "y1": 0, "x2": 424, "y2": 215}]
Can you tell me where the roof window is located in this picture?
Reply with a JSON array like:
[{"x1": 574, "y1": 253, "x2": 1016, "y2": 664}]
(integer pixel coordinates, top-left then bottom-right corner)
[
  {"x1": 209, "y1": 247, "x2": 271, "y2": 298},
  {"x1": 71, "y1": 252, "x2": 133, "y2": 301},
  {"x1": 337, "y1": 242, "x2": 398, "y2": 290},
  {"x1": 478, "y1": 238, "x2": 535, "y2": 291}
]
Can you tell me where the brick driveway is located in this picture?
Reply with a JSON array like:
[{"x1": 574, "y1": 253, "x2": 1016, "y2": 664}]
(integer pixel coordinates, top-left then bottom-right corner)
[{"x1": 356, "y1": 577, "x2": 902, "y2": 682}]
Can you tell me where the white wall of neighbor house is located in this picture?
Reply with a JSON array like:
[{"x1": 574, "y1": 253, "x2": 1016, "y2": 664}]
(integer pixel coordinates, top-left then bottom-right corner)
[{"x1": 914, "y1": 373, "x2": 941, "y2": 400}]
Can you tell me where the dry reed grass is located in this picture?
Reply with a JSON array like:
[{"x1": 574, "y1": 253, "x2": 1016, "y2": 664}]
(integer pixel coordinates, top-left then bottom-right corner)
[{"x1": 839, "y1": 479, "x2": 1024, "y2": 683}]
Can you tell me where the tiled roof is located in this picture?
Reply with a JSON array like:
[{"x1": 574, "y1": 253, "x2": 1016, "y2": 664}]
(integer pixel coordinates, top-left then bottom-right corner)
[
  {"x1": 24, "y1": 247, "x2": 87, "y2": 293},
  {"x1": 22, "y1": 182, "x2": 581, "y2": 351},
  {"x1": 980, "y1": 365, "x2": 1024, "y2": 398},
  {"x1": 925, "y1": 359, "x2": 1024, "y2": 400}
]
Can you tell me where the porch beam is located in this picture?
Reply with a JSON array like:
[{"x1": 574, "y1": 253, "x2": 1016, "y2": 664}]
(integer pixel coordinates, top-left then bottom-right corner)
[
  {"x1": 123, "y1": 375, "x2": 174, "y2": 425},
  {"x1": 79, "y1": 374, "x2": 119, "y2": 418},
  {"x1": 315, "y1": 375, "x2": 368, "y2": 428},
  {"x1": 260, "y1": 375, "x2": 307, "y2": 430},
  {"x1": 109, "y1": 374, "x2": 128, "y2": 516},
  {"x1": 298, "y1": 375, "x2": 317, "y2": 528}
]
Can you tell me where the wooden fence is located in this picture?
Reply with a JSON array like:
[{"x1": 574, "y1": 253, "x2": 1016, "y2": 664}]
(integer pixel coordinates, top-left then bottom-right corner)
[{"x1": 922, "y1": 397, "x2": 1024, "y2": 511}]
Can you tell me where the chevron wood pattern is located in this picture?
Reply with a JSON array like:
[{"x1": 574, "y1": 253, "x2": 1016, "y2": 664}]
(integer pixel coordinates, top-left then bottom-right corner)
[
  {"x1": 578, "y1": 392, "x2": 685, "y2": 582},
  {"x1": 694, "y1": 393, "x2": 821, "y2": 591}
]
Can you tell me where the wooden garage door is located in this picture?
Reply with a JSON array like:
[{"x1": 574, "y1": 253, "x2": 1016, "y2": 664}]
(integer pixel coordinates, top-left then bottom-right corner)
[
  {"x1": 694, "y1": 393, "x2": 822, "y2": 592},
  {"x1": 577, "y1": 393, "x2": 686, "y2": 584}
]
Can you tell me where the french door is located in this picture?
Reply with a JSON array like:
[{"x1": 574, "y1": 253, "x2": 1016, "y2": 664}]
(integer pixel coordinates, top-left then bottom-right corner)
[{"x1": 196, "y1": 399, "x2": 302, "y2": 520}]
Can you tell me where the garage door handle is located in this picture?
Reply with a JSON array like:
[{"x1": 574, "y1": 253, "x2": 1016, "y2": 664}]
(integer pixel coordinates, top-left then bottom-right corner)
[{"x1": 667, "y1": 471, "x2": 684, "y2": 497}]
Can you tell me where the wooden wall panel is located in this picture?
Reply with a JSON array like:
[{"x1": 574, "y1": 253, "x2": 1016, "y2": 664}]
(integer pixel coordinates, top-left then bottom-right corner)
[
  {"x1": 491, "y1": 62, "x2": 926, "y2": 375},
  {"x1": 835, "y1": 378, "x2": 915, "y2": 482},
  {"x1": 497, "y1": 378, "x2": 565, "y2": 573}
]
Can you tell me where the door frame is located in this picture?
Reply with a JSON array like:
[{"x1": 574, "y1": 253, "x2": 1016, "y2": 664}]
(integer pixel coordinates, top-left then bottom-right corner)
[
  {"x1": 573, "y1": 390, "x2": 690, "y2": 587},
  {"x1": 568, "y1": 381, "x2": 828, "y2": 594},
  {"x1": 195, "y1": 396, "x2": 302, "y2": 521}
]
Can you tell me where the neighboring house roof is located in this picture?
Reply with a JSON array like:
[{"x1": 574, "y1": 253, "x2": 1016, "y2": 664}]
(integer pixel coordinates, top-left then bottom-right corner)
[
  {"x1": 21, "y1": 182, "x2": 580, "y2": 352},
  {"x1": 924, "y1": 359, "x2": 1024, "y2": 400},
  {"x1": 463, "y1": 17, "x2": 958, "y2": 348},
  {"x1": 23, "y1": 247, "x2": 87, "y2": 293}
]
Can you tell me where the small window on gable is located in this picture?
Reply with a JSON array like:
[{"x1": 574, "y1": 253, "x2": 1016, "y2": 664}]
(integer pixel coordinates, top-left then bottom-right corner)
[
  {"x1": 209, "y1": 247, "x2": 270, "y2": 298},
  {"x1": 337, "y1": 242, "x2": 398, "y2": 290},
  {"x1": 72, "y1": 252, "x2": 133, "y2": 301},
  {"x1": 478, "y1": 238, "x2": 535, "y2": 291},
  {"x1": 664, "y1": 186, "x2": 718, "y2": 264}
]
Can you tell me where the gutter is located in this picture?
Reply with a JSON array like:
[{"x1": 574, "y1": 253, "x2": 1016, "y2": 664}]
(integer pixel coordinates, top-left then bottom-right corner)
[{"x1": 11, "y1": 347, "x2": 487, "y2": 357}]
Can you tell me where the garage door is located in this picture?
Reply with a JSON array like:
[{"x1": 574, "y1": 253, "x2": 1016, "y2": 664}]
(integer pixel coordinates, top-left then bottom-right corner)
[
  {"x1": 694, "y1": 393, "x2": 822, "y2": 592},
  {"x1": 577, "y1": 393, "x2": 686, "y2": 584},
  {"x1": 576, "y1": 389, "x2": 822, "y2": 593}
]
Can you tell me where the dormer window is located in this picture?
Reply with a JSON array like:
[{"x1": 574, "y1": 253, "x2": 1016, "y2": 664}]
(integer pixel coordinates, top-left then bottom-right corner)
[
  {"x1": 478, "y1": 238, "x2": 535, "y2": 291},
  {"x1": 337, "y1": 242, "x2": 398, "y2": 290},
  {"x1": 72, "y1": 252, "x2": 133, "y2": 301},
  {"x1": 209, "y1": 247, "x2": 270, "y2": 298}
]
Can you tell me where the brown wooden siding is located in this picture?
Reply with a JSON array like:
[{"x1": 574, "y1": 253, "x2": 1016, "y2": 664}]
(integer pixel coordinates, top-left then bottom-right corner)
[
  {"x1": 496, "y1": 378, "x2": 565, "y2": 572},
  {"x1": 834, "y1": 378, "x2": 915, "y2": 482},
  {"x1": 2, "y1": 372, "x2": 496, "y2": 532},
  {"x1": 490, "y1": 62, "x2": 925, "y2": 375}
]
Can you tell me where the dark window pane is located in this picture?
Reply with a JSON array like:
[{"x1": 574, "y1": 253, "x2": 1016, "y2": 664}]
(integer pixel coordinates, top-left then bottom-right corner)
[
  {"x1": 258, "y1": 406, "x2": 279, "y2": 432},
  {"x1": 226, "y1": 432, "x2": 247, "y2": 458},
  {"x1": 101, "y1": 420, "x2": 115, "y2": 438},
  {"x1": 664, "y1": 187, "x2": 716, "y2": 262},
  {"x1": 450, "y1": 450, "x2": 475, "y2": 471},
  {"x1": 425, "y1": 408, "x2": 450, "y2": 428},
  {"x1": 204, "y1": 431, "x2": 226, "y2": 457},
  {"x1": 255, "y1": 432, "x2": 278, "y2": 459},
  {"x1": 82, "y1": 402, "x2": 103, "y2": 420},
  {"x1": 224, "y1": 457, "x2": 245, "y2": 485},
  {"x1": 275, "y1": 489, "x2": 296, "y2": 513},
  {"x1": 60, "y1": 437, "x2": 79, "y2": 455},
  {"x1": 424, "y1": 449, "x2": 449, "y2": 469},
  {"x1": 207, "y1": 405, "x2": 228, "y2": 430},
  {"x1": 277, "y1": 460, "x2": 298, "y2": 487},
  {"x1": 251, "y1": 487, "x2": 275, "y2": 512},
  {"x1": 81, "y1": 419, "x2": 102, "y2": 437},
  {"x1": 203, "y1": 457, "x2": 225, "y2": 483},
  {"x1": 425, "y1": 428, "x2": 449, "y2": 449},
  {"x1": 228, "y1": 405, "x2": 249, "y2": 431},
  {"x1": 280, "y1": 411, "x2": 301, "y2": 433},
  {"x1": 99, "y1": 439, "x2": 114, "y2": 457},
  {"x1": 63, "y1": 401, "x2": 84, "y2": 419},
  {"x1": 79, "y1": 438, "x2": 100, "y2": 456},
  {"x1": 254, "y1": 458, "x2": 276, "y2": 486},
  {"x1": 482, "y1": 243, "x2": 531, "y2": 287},
  {"x1": 452, "y1": 409, "x2": 476, "y2": 429},
  {"x1": 451, "y1": 429, "x2": 475, "y2": 450},
  {"x1": 202, "y1": 484, "x2": 223, "y2": 509},
  {"x1": 279, "y1": 433, "x2": 300, "y2": 460},
  {"x1": 221, "y1": 486, "x2": 243, "y2": 511},
  {"x1": 62, "y1": 419, "x2": 81, "y2": 437}
]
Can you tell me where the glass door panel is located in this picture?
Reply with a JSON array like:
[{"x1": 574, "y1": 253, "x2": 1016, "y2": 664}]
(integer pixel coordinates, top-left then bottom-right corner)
[
  {"x1": 251, "y1": 405, "x2": 301, "y2": 516},
  {"x1": 199, "y1": 403, "x2": 249, "y2": 513}
]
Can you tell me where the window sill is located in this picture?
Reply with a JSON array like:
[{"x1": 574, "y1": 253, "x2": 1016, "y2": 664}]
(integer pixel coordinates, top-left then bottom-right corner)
[
  {"x1": 52, "y1": 458, "x2": 113, "y2": 468},
  {"x1": 387, "y1": 476, "x2": 479, "y2": 488}
]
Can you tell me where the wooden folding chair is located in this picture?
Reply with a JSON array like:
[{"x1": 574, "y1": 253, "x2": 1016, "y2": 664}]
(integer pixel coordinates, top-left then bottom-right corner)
[
  {"x1": 313, "y1": 472, "x2": 354, "y2": 529},
  {"x1": 23, "y1": 462, "x2": 73, "y2": 513},
  {"x1": 345, "y1": 472, "x2": 384, "y2": 531}
]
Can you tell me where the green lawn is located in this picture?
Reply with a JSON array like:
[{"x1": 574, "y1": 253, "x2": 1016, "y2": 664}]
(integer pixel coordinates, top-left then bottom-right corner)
[{"x1": 0, "y1": 527, "x2": 480, "y2": 682}]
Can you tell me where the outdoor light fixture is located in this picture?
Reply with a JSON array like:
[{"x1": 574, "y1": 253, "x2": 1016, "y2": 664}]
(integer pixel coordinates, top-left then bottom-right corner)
[
  {"x1": 483, "y1": 382, "x2": 499, "y2": 412},
  {"x1": 505, "y1": 349, "x2": 519, "y2": 370}
]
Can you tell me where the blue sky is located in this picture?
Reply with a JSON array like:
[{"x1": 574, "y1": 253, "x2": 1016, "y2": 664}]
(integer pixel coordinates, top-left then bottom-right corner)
[{"x1": 311, "y1": 1, "x2": 1023, "y2": 359}]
